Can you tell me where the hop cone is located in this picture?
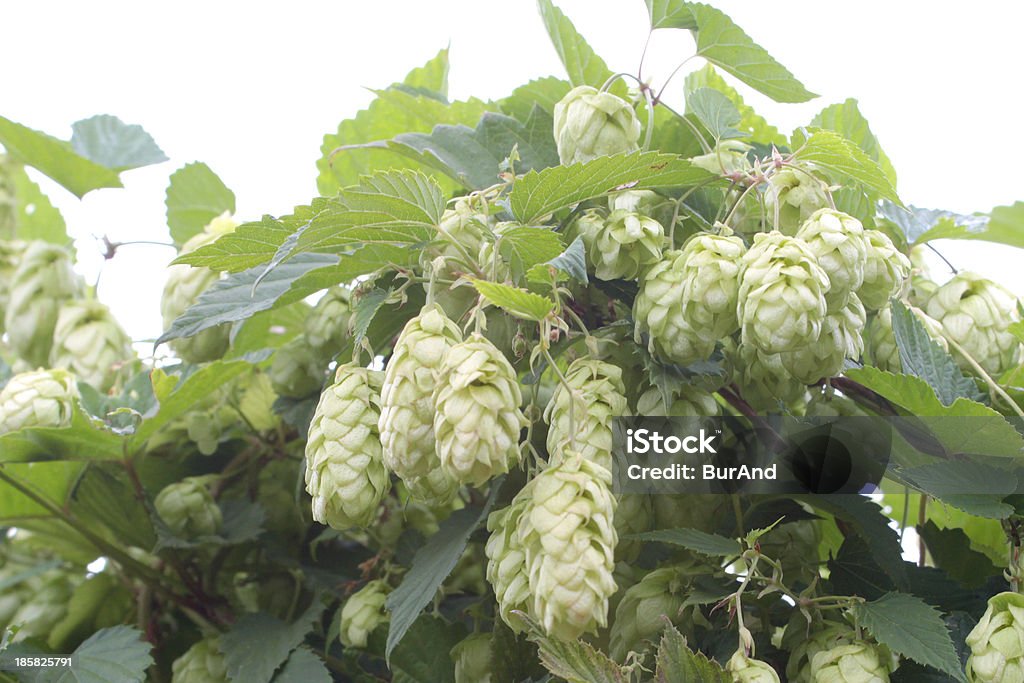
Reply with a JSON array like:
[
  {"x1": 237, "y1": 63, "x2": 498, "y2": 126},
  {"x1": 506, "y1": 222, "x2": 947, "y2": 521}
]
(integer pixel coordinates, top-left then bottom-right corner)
[
  {"x1": 10, "y1": 573, "x2": 74, "y2": 640},
  {"x1": 171, "y1": 637, "x2": 229, "y2": 683},
  {"x1": 738, "y1": 232, "x2": 830, "y2": 354},
  {"x1": 585, "y1": 209, "x2": 664, "y2": 281},
  {"x1": 926, "y1": 272, "x2": 1022, "y2": 375},
  {"x1": 520, "y1": 453, "x2": 617, "y2": 640},
  {"x1": 727, "y1": 651, "x2": 781, "y2": 683},
  {"x1": 304, "y1": 364, "x2": 389, "y2": 529},
  {"x1": 609, "y1": 561, "x2": 704, "y2": 661},
  {"x1": 864, "y1": 305, "x2": 947, "y2": 373},
  {"x1": 781, "y1": 293, "x2": 865, "y2": 384},
  {"x1": 545, "y1": 359, "x2": 627, "y2": 471},
  {"x1": 613, "y1": 493, "x2": 653, "y2": 562},
  {"x1": 433, "y1": 333, "x2": 526, "y2": 486},
  {"x1": 339, "y1": 579, "x2": 390, "y2": 648},
  {"x1": 485, "y1": 494, "x2": 533, "y2": 629},
  {"x1": 426, "y1": 196, "x2": 489, "y2": 274},
  {"x1": 859, "y1": 230, "x2": 911, "y2": 311},
  {"x1": 691, "y1": 139, "x2": 752, "y2": 176},
  {"x1": 810, "y1": 640, "x2": 894, "y2": 682},
  {"x1": 405, "y1": 467, "x2": 461, "y2": 506},
  {"x1": 966, "y1": 591, "x2": 1024, "y2": 683},
  {"x1": 757, "y1": 519, "x2": 822, "y2": 584},
  {"x1": 305, "y1": 286, "x2": 351, "y2": 355},
  {"x1": 795, "y1": 209, "x2": 869, "y2": 309},
  {"x1": 553, "y1": 85, "x2": 641, "y2": 164},
  {"x1": 609, "y1": 189, "x2": 661, "y2": 215},
  {"x1": 0, "y1": 368, "x2": 78, "y2": 433},
  {"x1": 4, "y1": 241, "x2": 83, "y2": 367},
  {"x1": 380, "y1": 304, "x2": 463, "y2": 486},
  {"x1": 0, "y1": 239, "x2": 26, "y2": 334},
  {"x1": 766, "y1": 166, "x2": 830, "y2": 235},
  {"x1": 784, "y1": 620, "x2": 859, "y2": 683},
  {"x1": 155, "y1": 477, "x2": 222, "y2": 538},
  {"x1": 678, "y1": 227, "x2": 747, "y2": 340},
  {"x1": 634, "y1": 251, "x2": 715, "y2": 365},
  {"x1": 451, "y1": 633, "x2": 493, "y2": 683},
  {"x1": 729, "y1": 342, "x2": 808, "y2": 411},
  {"x1": 636, "y1": 384, "x2": 718, "y2": 416},
  {"x1": 268, "y1": 338, "x2": 324, "y2": 398},
  {"x1": 49, "y1": 299, "x2": 133, "y2": 392}
]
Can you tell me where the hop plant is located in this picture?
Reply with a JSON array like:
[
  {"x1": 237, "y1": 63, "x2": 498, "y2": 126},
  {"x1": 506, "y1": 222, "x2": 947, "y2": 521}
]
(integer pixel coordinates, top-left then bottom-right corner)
[
  {"x1": 727, "y1": 651, "x2": 781, "y2": 683},
  {"x1": 925, "y1": 272, "x2": 1022, "y2": 375},
  {"x1": 553, "y1": 85, "x2": 641, "y2": 164},
  {"x1": 154, "y1": 477, "x2": 222, "y2": 538},
  {"x1": 780, "y1": 293, "x2": 865, "y2": 384},
  {"x1": 859, "y1": 230, "x2": 911, "y2": 311},
  {"x1": 966, "y1": 591, "x2": 1024, "y2": 683},
  {"x1": 485, "y1": 494, "x2": 533, "y2": 629},
  {"x1": 678, "y1": 227, "x2": 747, "y2": 340},
  {"x1": 4, "y1": 241, "x2": 83, "y2": 367},
  {"x1": 634, "y1": 250, "x2": 716, "y2": 365},
  {"x1": 609, "y1": 561, "x2": 704, "y2": 661},
  {"x1": 451, "y1": 633, "x2": 493, "y2": 683},
  {"x1": 520, "y1": 452, "x2": 617, "y2": 640},
  {"x1": 729, "y1": 341, "x2": 808, "y2": 411},
  {"x1": 738, "y1": 232, "x2": 830, "y2": 354},
  {"x1": 613, "y1": 493, "x2": 653, "y2": 562},
  {"x1": 545, "y1": 359, "x2": 628, "y2": 471},
  {"x1": 690, "y1": 139, "x2": 752, "y2": 176},
  {"x1": 765, "y1": 166, "x2": 830, "y2": 235},
  {"x1": 380, "y1": 304, "x2": 463, "y2": 489},
  {"x1": 433, "y1": 333, "x2": 527, "y2": 486},
  {"x1": 795, "y1": 209, "x2": 869, "y2": 309},
  {"x1": 171, "y1": 637, "x2": 229, "y2": 683},
  {"x1": 304, "y1": 364, "x2": 390, "y2": 529},
  {"x1": 0, "y1": 239, "x2": 26, "y2": 334},
  {"x1": 49, "y1": 299, "x2": 133, "y2": 392},
  {"x1": 305, "y1": 286, "x2": 351, "y2": 356},
  {"x1": 583, "y1": 209, "x2": 664, "y2": 281},
  {"x1": 339, "y1": 579, "x2": 391, "y2": 648},
  {"x1": 0, "y1": 368, "x2": 78, "y2": 433},
  {"x1": 268, "y1": 338, "x2": 324, "y2": 398}
]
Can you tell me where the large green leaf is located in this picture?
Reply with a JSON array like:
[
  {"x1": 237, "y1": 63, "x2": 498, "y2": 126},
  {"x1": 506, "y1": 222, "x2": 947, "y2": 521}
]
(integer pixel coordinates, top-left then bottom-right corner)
[
  {"x1": 59, "y1": 625, "x2": 153, "y2": 683},
  {"x1": 0, "y1": 461, "x2": 85, "y2": 520},
  {"x1": 173, "y1": 209, "x2": 311, "y2": 272},
  {"x1": 684, "y1": 65, "x2": 785, "y2": 146},
  {"x1": 473, "y1": 281, "x2": 555, "y2": 322},
  {"x1": 271, "y1": 649, "x2": 331, "y2": 683},
  {"x1": 496, "y1": 224, "x2": 565, "y2": 281},
  {"x1": 644, "y1": 0, "x2": 699, "y2": 29},
  {"x1": 2, "y1": 158, "x2": 70, "y2": 246},
  {"x1": 165, "y1": 162, "x2": 236, "y2": 246},
  {"x1": 686, "y1": 88, "x2": 745, "y2": 141},
  {"x1": 536, "y1": 0, "x2": 623, "y2": 96},
  {"x1": 919, "y1": 520, "x2": 1001, "y2": 588},
  {"x1": 219, "y1": 601, "x2": 324, "y2": 683},
  {"x1": 811, "y1": 99, "x2": 896, "y2": 188},
  {"x1": 654, "y1": 623, "x2": 730, "y2": 683},
  {"x1": 878, "y1": 203, "x2": 988, "y2": 247},
  {"x1": 0, "y1": 409, "x2": 124, "y2": 463},
  {"x1": 517, "y1": 612, "x2": 626, "y2": 683},
  {"x1": 631, "y1": 528, "x2": 741, "y2": 556},
  {"x1": 794, "y1": 128, "x2": 900, "y2": 205},
  {"x1": 70, "y1": 115, "x2": 167, "y2": 172},
  {"x1": 499, "y1": 77, "x2": 572, "y2": 122},
  {"x1": 388, "y1": 615, "x2": 464, "y2": 683},
  {"x1": 510, "y1": 151, "x2": 713, "y2": 223}
]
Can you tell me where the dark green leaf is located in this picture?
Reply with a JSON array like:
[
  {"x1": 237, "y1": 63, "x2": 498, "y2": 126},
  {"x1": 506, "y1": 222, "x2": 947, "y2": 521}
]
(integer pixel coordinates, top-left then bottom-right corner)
[
  {"x1": 351, "y1": 289, "x2": 390, "y2": 348},
  {"x1": 795, "y1": 128, "x2": 900, "y2": 205},
  {"x1": 71, "y1": 466, "x2": 155, "y2": 549},
  {"x1": 165, "y1": 162, "x2": 236, "y2": 246},
  {"x1": 684, "y1": 65, "x2": 785, "y2": 146},
  {"x1": 70, "y1": 115, "x2": 167, "y2": 171},
  {"x1": 517, "y1": 612, "x2": 626, "y2": 683},
  {"x1": 900, "y1": 461, "x2": 1015, "y2": 519},
  {"x1": 500, "y1": 77, "x2": 572, "y2": 122},
  {"x1": 0, "y1": 461, "x2": 85, "y2": 519},
  {"x1": 49, "y1": 626, "x2": 153, "y2": 683},
  {"x1": 687, "y1": 88, "x2": 745, "y2": 140},
  {"x1": 919, "y1": 520, "x2": 1000, "y2": 588},
  {"x1": 0, "y1": 408, "x2": 124, "y2": 463},
  {"x1": 528, "y1": 235, "x2": 588, "y2": 284},
  {"x1": 271, "y1": 648, "x2": 331, "y2": 683},
  {"x1": 631, "y1": 528, "x2": 741, "y2": 556},
  {"x1": 654, "y1": 623, "x2": 730, "y2": 683},
  {"x1": 220, "y1": 600, "x2": 325, "y2": 683},
  {"x1": 389, "y1": 615, "x2": 464, "y2": 683}
]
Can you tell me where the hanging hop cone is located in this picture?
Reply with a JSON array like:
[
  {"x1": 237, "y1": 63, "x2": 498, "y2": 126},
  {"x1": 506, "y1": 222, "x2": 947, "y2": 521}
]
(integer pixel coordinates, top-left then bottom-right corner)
[
  {"x1": 154, "y1": 477, "x2": 222, "y2": 538},
  {"x1": 485, "y1": 493, "x2": 533, "y2": 630},
  {"x1": 451, "y1": 633, "x2": 493, "y2": 683},
  {"x1": 268, "y1": 337, "x2": 324, "y2": 398},
  {"x1": 49, "y1": 299, "x2": 134, "y2": 393},
  {"x1": 810, "y1": 639, "x2": 895, "y2": 682},
  {"x1": 305, "y1": 285, "x2": 351, "y2": 356},
  {"x1": 161, "y1": 214, "x2": 238, "y2": 363},
  {"x1": 339, "y1": 579, "x2": 391, "y2": 649},
  {"x1": 690, "y1": 139, "x2": 753, "y2": 176},
  {"x1": 727, "y1": 651, "x2": 781, "y2": 683},
  {"x1": 0, "y1": 239, "x2": 26, "y2": 334},
  {"x1": 784, "y1": 619, "x2": 860, "y2": 683},
  {"x1": 545, "y1": 359, "x2": 627, "y2": 471},
  {"x1": 728, "y1": 341, "x2": 808, "y2": 411},
  {"x1": 379, "y1": 304, "x2": 462, "y2": 494},
  {"x1": 171, "y1": 637, "x2": 229, "y2": 683},
  {"x1": 864, "y1": 305, "x2": 948, "y2": 373},
  {"x1": 634, "y1": 250, "x2": 716, "y2": 365},
  {"x1": 795, "y1": 208, "x2": 869, "y2": 309},
  {"x1": 304, "y1": 363, "x2": 390, "y2": 529},
  {"x1": 0, "y1": 368, "x2": 78, "y2": 433},
  {"x1": 765, "y1": 166, "x2": 830, "y2": 235},
  {"x1": 738, "y1": 232, "x2": 830, "y2": 354},
  {"x1": 678, "y1": 226, "x2": 747, "y2": 341},
  {"x1": 583, "y1": 209, "x2": 664, "y2": 281},
  {"x1": 4, "y1": 241, "x2": 83, "y2": 367},
  {"x1": 608, "y1": 189, "x2": 662, "y2": 215},
  {"x1": 424, "y1": 196, "x2": 490, "y2": 275},
  {"x1": 553, "y1": 85, "x2": 641, "y2": 165},
  {"x1": 859, "y1": 229, "x2": 911, "y2": 311},
  {"x1": 519, "y1": 453, "x2": 617, "y2": 641},
  {"x1": 926, "y1": 272, "x2": 1023, "y2": 376},
  {"x1": 966, "y1": 591, "x2": 1024, "y2": 683},
  {"x1": 433, "y1": 333, "x2": 527, "y2": 487},
  {"x1": 780, "y1": 293, "x2": 865, "y2": 384}
]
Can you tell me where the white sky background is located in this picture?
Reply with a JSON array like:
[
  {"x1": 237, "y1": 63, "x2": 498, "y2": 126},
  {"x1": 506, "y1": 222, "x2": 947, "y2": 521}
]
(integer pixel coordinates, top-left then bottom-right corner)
[{"x1": 3, "y1": 1, "x2": 1023, "y2": 343}]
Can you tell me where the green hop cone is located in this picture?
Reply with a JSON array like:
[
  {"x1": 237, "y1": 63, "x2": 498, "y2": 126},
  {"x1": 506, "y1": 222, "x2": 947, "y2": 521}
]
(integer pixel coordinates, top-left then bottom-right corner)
[
  {"x1": 305, "y1": 285, "x2": 351, "y2": 356},
  {"x1": 485, "y1": 493, "x2": 533, "y2": 630},
  {"x1": 795, "y1": 209, "x2": 869, "y2": 309},
  {"x1": 520, "y1": 452, "x2": 617, "y2": 640},
  {"x1": 729, "y1": 341, "x2": 808, "y2": 411},
  {"x1": 634, "y1": 251, "x2": 716, "y2": 365},
  {"x1": 859, "y1": 230, "x2": 911, "y2": 311},
  {"x1": 966, "y1": 591, "x2": 1024, "y2": 683},
  {"x1": 810, "y1": 639, "x2": 894, "y2": 683},
  {"x1": 781, "y1": 293, "x2": 865, "y2": 384},
  {"x1": 584, "y1": 209, "x2": 664, "y2": 281},
  {"x1": 864, "y1": 305, "x2": 947, "y2": 373},
  {"x1": 545, "y1": 359, "x2": 628, "y2": 471},
  {"x1": 784, "y1": 619, "x2": 859, "y2": 683},
  {"x1": 553, "y1": 85, "x2": 641, "y2": 165},
  {"x1": 433, "y1": 333, "x2": 527, "y2": 487},
  {"x1": 340, "y1": 579, "x2": 390, "y2": 649},
  {"x1": 765, "y1": 166, "x2": 830, "y2": 235},
  {"x1": 380, "y1": 304, "x2": 463, "y2": 490},
  {"x1": 49, "y1": 299, "x2": 134, "y2": 392},
  {"x1": 304, "y1": 363, "x2": 390, "y2": 529},
  {"x1": 757, "y1": 519, "x2": 822, "y2": 584},
  {"x1": 425, "y1": 196, "x2": 490, "y2": 276},
  {"x1": 451, "y1": 633, "x2": 493, "y2": 683},
  {"x1": 925, "y1": 272, "x2": 1022, "y2": 376},
  {"x1": 609, "y1": 189, "x2": 662, "y2": 215},
  {"x1": 0, "y1": 368, "x2": 78, "y2": 433},
  {"x1": 10, "y1": 572, "x2": 74, "y2": 640},
  {"x1": 171, "y1": 637, "x2": 229, "y2": 683},
  {"x1": 738, "y1": 232, "x2": 830, "y2": 354},
  {"x1": 155, "y1": 477, "x2": 221, "y2": 538},
  {"x1": 4, "y1": 241, "x2": 84, "y2": 367},
  {"x1": 0, "y1": 239, "x2": 26, "y2": 334},
  {"x1": 727, "y1": 651, "x2": 781, "y2": 683},
  {"x1": 268, "y1": 338, "x2": 324, "y2": 398},
  {"x1": 678, "y1": 227, "x2": 747, "y2": 340},
  {"x1": 690, "y1": 139, "x2": 752, "y2": 176}
]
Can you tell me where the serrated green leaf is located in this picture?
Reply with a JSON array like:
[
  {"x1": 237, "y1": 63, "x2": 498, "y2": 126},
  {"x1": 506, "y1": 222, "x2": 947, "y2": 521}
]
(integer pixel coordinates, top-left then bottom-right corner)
[
  {"x1": 472, "y1": 280, "x2": 555, "y2": 321},
  {"x1": 271, "y1": 648, "x2": 331, "y2": 683},
  {"x1": 3, "y1": 158, "x2": 70, "y2": 246},
  {"x1": 857, "y1": 592, "x2": 967, "y2": 683},
  {"x1": 400, "y1": 47, "x2": 450, "y2": 98},
  {"x1": 351, "y1": 289, "x2": 390, "y2": 348},
  {"x1": 174, "y1": 213, "x2": 297, "y2": 272},
  {"x1": 0, "y1": 115, "x2": 122, "y2": 197},
  {"x1": 499, "y1": 77, "x2": 573, "y2": 122},
  {"x1": 900, "y1": 461, "x2": 1015, "y2": 519},
  {"x1": 654, "y1": 623, "x2": 730, "y2": 683},
  {"x1": 165, "y1": 162, "x2": 236, "y2": 246},
  {"x1": 684, "y1": 64, "x2": 785, "y2": 146},
  {"x1": 0, "y1": 461, "x2": 85, "y2": 519},
  {"x1": 510, "y1": 151, "x2": 713, "y2": 224},
  {"x1": 0, "y1": 408, "x2": 124, "y2": 463},
  {"x1": 70, "y1": 115, "x2": 167, "y2": 172},
  {"x1": 645, "y1": 0, "x2": 698, "y2": 29},
  {"x1": 516, "y1": 611, "x2": 626, "y2": 683},
  {"x1": 919, "y1": 520, "x2": 1000, "y2": 588},
  {"x1": 61, "y1": 625, "x2": 153, "y2": 683},
  {"x1": 631, "y1": 528, "x2": 741, "y2": 556},
  {"x1": 980, "y1": 201, "x2": 1024, "y2": 250},
  {"x1": 536, "y1": 0, "x2": 624, "y2": 96},
  {"x1": 877, "y1": 203, "x2": 987, "y2": 247},
  {"x1": 686, "y1": 88, "x2": 745, "y2": 140},
  {"x1": 811, "y1": 99, "x2": 896, "y2": 188},
  {"x1": 227, "y1": 301, "x2": 310, "y2": 359},
  {"x1": 220, "y1": 601, "x2": 325, "y2": 683},
  {"x1": 795, "y1": 128, "x2": 901, "y2": 205},
  {"x1": 70, "y1": 467, "x2": 155, "y2": 549},
  {"x1": 497, "y1": 225, "x2": 565, "y2": 280},
  {"x1": 389, "y1": 615, "x2": 464, "y2": 683},
  {"x1": 528, "y1": 235, "x2": 588, "y2": 284}
]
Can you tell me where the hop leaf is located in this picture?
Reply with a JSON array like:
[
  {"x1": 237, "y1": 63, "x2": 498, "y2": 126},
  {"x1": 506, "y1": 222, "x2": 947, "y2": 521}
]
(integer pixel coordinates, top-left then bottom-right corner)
[
  {"x1": 545, "y1": 359, "x2": 628, "y2": 471},
  {"x1": 553, "y1": 85, "x2": 641, "y2": 165},
  {"x1": 0, "y1": 368, "x2": 78, "y2": 433}
]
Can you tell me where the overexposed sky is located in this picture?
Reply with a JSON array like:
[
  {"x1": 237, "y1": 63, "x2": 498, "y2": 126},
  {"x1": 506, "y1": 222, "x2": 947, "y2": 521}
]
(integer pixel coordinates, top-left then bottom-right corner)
[{"x1": 3, "y1": 1, "x2": 1023, "y2": 342}]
